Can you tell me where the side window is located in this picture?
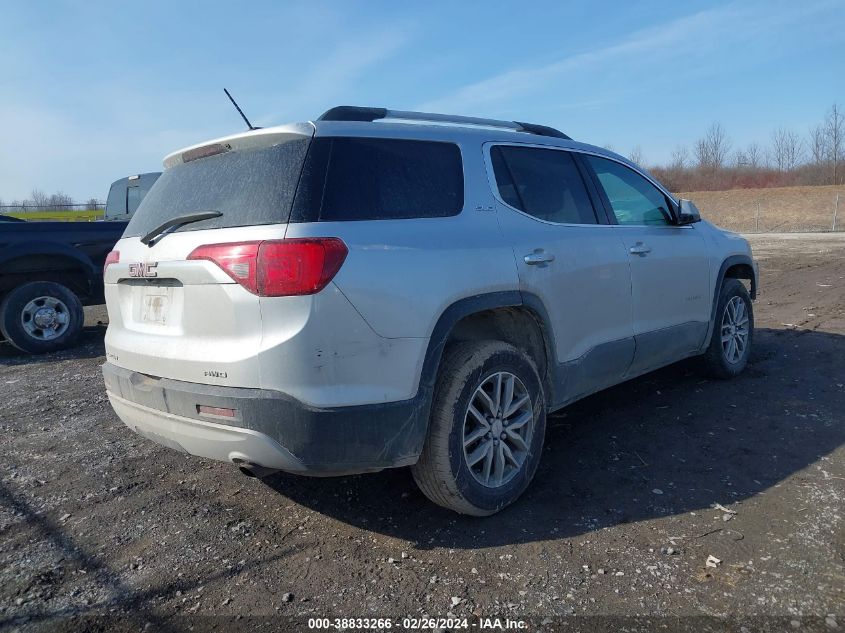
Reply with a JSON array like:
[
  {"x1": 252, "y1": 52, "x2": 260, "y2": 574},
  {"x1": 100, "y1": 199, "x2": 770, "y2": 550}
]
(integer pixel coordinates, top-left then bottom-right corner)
[
  {"x1": 585, "y1": 155, "x2": 673, "y2": 226},
  {"x1": 490, "y1": 145, "x2": 598, "y2": 224},
  {"x1": 126, "y1": 186, "x2": 143, "y2": 215},
  {"x1": 306, "y1": 137, "x2": 464, "y2": 221},
  {"x1": 105, "y1": 181, "x2": 127, "y2": 215}
]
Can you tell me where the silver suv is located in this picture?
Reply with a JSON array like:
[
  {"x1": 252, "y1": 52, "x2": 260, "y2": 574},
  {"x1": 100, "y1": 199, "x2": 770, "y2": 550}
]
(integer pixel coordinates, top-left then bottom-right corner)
[{"x1": 102, "y1": 106, "x2": 758, "y2": 515}]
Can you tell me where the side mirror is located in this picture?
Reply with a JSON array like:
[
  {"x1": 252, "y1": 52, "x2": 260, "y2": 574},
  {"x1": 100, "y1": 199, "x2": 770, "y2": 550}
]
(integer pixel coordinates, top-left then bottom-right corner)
[{"x1": 676, "y1": 199, "x2": 701, "y2": 225}]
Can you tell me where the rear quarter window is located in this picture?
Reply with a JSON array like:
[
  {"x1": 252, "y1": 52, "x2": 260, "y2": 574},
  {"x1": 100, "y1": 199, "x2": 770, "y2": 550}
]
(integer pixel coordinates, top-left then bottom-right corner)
[
  {"x1": 291, "y1": 137, "x2": 464, "y2": 222},
  {"x1": 490, "y1": 145, "x2": 598, "y2": 225}
]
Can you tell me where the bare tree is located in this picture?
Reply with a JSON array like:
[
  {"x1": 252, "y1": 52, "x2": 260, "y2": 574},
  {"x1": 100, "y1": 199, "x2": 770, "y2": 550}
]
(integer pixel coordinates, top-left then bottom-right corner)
[
  {"x1": 694, "y1": 122, "x2": 731, "y2": 170},
  {"x1": 808, "y1": 124, "x2": 828, "y2": 165},
  {"x1": 567, "y1": 104, "x2": 845, "y2": 190},
  {"x1": 86, "y1": 198, "x2": 101, "y2": 210},
  {"x1": 824, "y1": 103, "x2": 844, "y2": 184},
  {"x1": 29, "y1": 189, "x2": 49, "y2": 210},
  {"x1": 628, "y1": 146, "x2": 644, "y2": 166},
  {"x1": 670, "y1": 145, "x2": 688, "y2": 170},
  {"x1": 770, "y1": 128, "x2": 803, "y2": 171},
  {"x1": 746, "y1": 142, "x2": 763, "y2": 168},
  {"x1": 709, "y1": 123, "x2": 732, "y2": 168},
  {"x1": 47, "y1": 192, "x2": 73, "y2": 208},
  {"x1": 693, "y1": 138, "x2": 707, "y2": 169}
]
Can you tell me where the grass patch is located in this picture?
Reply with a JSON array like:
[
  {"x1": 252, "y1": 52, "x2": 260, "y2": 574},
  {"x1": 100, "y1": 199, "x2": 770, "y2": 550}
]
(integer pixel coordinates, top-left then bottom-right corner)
[
  {"x1": 1, "y1": 209, "x2": 104, "y2": 222},
  {"x1": 680, "y1": 185, "x2": 845, "y2": 232}
]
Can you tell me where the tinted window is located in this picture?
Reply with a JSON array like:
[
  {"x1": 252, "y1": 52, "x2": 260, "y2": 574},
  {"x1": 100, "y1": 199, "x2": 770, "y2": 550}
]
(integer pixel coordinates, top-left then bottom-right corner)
[
  {"x1": 123, "y1": 138, "x2": 310, "y2": 238},
  {"x1": 126, "y1": 186, "x2": 143, "y2": 215},
  {"x1": 105, "y1": 181, "x2": 126, "y2": 215},
  {"x1": 585, "y1": 156, "x2": 673, "y2": 226},
  {"x1": 291, "y1": 137, "x2": 463, "y2": 222},
  {"x1": 106, "y1": 173, "x2": 160, "y2": 219},
  {"x1": 490, "y1": 145, "x2": 597, "y2": 224}
]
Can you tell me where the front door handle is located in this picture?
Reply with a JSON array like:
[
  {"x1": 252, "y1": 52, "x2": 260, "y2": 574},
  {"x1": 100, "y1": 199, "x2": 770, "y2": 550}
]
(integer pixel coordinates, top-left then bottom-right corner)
[
  {"x1": 524, "y1": 250, "x2": 555, "y2": 265},
  {"x1": 629, "y1": 243, "x2": 651, "y2": 256}
]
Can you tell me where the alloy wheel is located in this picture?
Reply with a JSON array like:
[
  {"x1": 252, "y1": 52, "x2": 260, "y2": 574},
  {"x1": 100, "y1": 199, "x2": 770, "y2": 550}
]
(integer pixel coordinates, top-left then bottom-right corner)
[
  {"x1": 721, "y1": 296, "x2": 749, "y2": 364},
  {"x1": 462, "y1": 371, "x2": 534, "y2": 488}
]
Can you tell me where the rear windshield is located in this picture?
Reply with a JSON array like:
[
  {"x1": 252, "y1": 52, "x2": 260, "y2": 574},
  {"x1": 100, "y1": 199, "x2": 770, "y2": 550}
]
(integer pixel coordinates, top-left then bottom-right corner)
[
  {"x1": 290, "y1": 137, "x2": 464, "y2": 222},
  {"x1": 123, "y1": 138, "x2": 310, "y2": 238},
  {"x1": 106, "y1": 173, "x2": 160, "y2": 219}
]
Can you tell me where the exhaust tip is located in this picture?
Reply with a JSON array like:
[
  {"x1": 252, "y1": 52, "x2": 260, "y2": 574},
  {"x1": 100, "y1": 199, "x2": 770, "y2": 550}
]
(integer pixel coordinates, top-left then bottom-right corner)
[
  {"x1": 236, "y1": 461, "x2": 279, "y2": 479},
  {"x1": 238, "y1": 465, "x2": 258, "y2": 478}
]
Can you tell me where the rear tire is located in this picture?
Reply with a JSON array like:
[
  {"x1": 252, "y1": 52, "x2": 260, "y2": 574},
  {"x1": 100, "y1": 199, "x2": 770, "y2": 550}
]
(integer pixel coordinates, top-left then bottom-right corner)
[
  {"x1": 702, "y1": 278, "x2": 753, "y2": 379},
  {"x1": 412, "y1": 340, "x2": 546, "y2": 516},
  {"x1": 0, "y1": 282, "x2": 84, "y2": 354}
]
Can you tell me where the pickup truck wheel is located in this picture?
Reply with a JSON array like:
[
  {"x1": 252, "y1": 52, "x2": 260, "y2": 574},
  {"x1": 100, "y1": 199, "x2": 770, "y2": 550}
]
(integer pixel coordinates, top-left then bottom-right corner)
[
  {"x1": 412, "y1": 340, "x2": 546, "y2": 516},
  {"x1": 0, "y1": 282, "x2": 84, "y2": 354},
  {"x1": 702, "y1": 278, "x2": 753, "y2": 379}
]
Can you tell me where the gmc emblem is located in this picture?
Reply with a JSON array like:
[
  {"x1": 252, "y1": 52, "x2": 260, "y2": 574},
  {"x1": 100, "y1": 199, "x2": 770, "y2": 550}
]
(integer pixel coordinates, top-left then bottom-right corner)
[{"x1": 128, "y1": 262, "x2": 159, "y2": 278}]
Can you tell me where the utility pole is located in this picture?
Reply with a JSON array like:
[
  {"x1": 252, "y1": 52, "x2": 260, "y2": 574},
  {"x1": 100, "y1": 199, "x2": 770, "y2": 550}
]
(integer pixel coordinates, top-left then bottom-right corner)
[{"x1": 834, "y1": 193, "x2": 840, "y2": 232}]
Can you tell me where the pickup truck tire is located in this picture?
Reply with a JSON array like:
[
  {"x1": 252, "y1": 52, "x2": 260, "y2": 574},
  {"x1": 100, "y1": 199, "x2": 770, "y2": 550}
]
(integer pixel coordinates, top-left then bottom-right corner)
[
  {"x1": 0, "y1": 281, "x2": 84, "y2": 354},
  {"x1": 703, "y1": 278, "x2": 753, "y2": 379},
  {"x1": 412, "y1": 340, "x2": 546, "y2": 516}
]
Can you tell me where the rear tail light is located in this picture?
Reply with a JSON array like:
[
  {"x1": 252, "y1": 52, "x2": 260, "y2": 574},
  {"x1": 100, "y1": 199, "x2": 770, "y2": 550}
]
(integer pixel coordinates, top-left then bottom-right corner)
[
  {"x1": 187, "y1": 242, "x2": 261, "y2": 293},
  {"x1": 187, "y1": 238, "x2": 348, "y2": 297},
  {"x1": 104, "y1": 250, "x2": 120, "y2": 275},
  {"x1": 258, "y1": 239, "x2": 348, "y2": 296}
]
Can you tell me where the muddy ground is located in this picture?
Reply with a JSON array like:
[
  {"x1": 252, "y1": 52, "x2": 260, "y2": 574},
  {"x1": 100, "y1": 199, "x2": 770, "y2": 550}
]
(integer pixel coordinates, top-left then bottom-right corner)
[{"x1": 1, "y1": 233, "x2": 844, "y2": 632}]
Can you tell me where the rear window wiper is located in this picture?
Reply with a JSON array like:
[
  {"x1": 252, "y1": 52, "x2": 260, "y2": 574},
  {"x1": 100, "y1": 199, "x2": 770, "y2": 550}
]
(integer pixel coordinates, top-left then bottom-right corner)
[{"x1": 140, "y1": 211, "x2": 223, "y2": 246}]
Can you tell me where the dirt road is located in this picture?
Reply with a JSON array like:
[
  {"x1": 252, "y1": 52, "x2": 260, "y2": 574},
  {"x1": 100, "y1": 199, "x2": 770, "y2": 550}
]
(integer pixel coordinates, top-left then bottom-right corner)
[{"x1": 1, "y1": 234, "x2": 843, "y2": 631}]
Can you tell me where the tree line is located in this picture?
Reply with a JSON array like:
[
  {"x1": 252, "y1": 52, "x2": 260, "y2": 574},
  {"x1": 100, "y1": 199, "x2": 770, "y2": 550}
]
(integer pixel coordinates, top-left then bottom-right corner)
[
  {"x1": 0, "y1": 190, "x2": 102, "y2": 211},
  {"x1": 3, "y1": 104, "x2": 843, "y2": 204},
  {"x1": 627, "y1": 103, "x2": 844, "y2": 192}
]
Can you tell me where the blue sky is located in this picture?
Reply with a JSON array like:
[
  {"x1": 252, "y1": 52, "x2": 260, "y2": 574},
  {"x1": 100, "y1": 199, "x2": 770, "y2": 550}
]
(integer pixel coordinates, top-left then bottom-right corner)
[{"x1": 1, "y1": 0, "x2": 843, "y2": 202}]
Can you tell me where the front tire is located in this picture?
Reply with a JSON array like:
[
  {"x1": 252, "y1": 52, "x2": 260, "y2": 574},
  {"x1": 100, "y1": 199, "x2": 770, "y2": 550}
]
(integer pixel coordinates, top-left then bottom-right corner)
[
  {"x1": 702, "y1": 278, "x2": 753, "y2": 379},
  {"x1": 412, "y1": 340, "x2": 546, "y2": 516},
  {"x1": 0, "y1": 282, "x2": 84, "y2": 354}
]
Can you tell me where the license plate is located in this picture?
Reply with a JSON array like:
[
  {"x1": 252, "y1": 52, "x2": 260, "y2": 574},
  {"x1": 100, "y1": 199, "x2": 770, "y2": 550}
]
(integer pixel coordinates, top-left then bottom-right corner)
[{"x1": 141, "y1": 291, "x2": 170, "y2": 324}]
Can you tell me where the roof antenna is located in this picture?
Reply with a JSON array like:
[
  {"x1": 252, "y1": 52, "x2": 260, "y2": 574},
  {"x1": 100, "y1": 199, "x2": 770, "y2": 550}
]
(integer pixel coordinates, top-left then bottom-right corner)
[{"x1": 223, "y1": 88, "x2": 260, "y2": 130}]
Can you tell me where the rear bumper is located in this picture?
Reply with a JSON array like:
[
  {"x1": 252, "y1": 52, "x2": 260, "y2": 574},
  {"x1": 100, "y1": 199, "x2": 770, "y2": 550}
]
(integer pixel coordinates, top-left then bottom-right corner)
[
  {"x1": 102, "y1": 362, "x2": 427, "y2": 475},
  {"x1": 107, "y1": 393, "x2": 308, "y2": 471}
]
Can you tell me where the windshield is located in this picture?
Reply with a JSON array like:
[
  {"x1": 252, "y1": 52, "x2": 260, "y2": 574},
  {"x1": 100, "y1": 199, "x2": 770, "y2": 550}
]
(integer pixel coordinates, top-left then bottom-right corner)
[{"x1": 123, "y1": 137, "x2": 310, "y2": 238}]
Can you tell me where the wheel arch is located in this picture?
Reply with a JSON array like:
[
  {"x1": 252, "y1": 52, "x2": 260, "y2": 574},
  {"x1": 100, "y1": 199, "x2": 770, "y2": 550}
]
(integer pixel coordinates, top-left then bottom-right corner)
[
  {"x1": 723, "y1": 259, "x2": 757, "y2": 300},
  {"x1": 418, "y1": 291, "x2": 559, "y2": 411},
  {"x1": 702, "y1": 254, "x2": 757, "y2": 349},
  {"x1": 0, "y1": 243, "x2": 98, "y2": 301},
  {"x1": 0, "y1": 241, "x2": 97, "y2": 273}
]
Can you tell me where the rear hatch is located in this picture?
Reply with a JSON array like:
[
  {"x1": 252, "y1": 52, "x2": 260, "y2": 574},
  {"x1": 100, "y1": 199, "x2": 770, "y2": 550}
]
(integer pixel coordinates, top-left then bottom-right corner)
[{"x1": 103, "y1": 125, "x2": 314, "y2": 387}]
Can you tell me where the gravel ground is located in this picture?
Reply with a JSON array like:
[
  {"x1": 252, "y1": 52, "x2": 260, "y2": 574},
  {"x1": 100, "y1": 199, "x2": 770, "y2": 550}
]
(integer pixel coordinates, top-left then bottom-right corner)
[{"x1": 1, "y1": 233, "x2": 843, "y2": 632}]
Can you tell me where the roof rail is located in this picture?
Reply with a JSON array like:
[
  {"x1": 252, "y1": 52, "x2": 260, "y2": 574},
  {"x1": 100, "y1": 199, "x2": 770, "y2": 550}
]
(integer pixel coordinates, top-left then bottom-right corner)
[{"x1": 317, "y1": 106, "x2": 571, "y2": 140}]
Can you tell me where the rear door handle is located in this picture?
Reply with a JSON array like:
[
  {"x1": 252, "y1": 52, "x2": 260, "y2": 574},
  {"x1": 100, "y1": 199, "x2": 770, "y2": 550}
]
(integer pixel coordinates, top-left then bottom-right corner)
[
  {"x1": 524, "y1": 250, "x2": 555, "y2": 265},
  {"x1": 629, "y1": 243, "x2": 651, "y2": 256}
]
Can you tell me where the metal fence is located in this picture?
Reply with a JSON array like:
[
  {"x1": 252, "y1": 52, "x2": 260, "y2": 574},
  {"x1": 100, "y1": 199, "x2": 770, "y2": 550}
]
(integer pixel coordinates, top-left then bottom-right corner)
[
  {"x1": 1, "y1": 203, "x2": 104, "y2": 212},
  {"x1": 679, "y1": 189, "x2": 843, "y2": 233}
]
